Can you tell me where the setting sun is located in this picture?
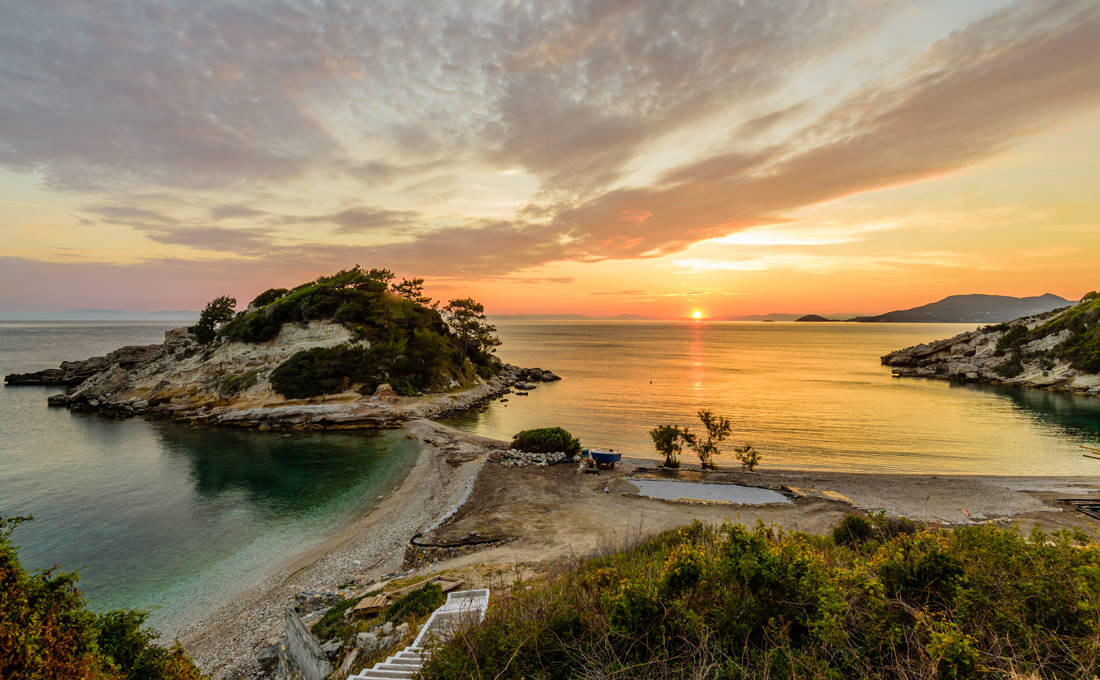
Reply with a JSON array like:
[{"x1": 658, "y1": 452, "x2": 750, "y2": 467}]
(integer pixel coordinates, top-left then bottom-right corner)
[{"x1": 692, "y1": 310, "x2": 704, "y2": 320}]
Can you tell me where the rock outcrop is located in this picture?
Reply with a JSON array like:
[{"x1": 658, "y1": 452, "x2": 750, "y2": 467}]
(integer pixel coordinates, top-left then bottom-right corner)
[
  {"x1": 4, "y1": 343, "x2": 166, "y2": 385},
  {"x1": 11, "y1": 322, "x2": 560, "y2": 428},
  {"x1": 882, "y1": 295, "x2": 1100, "y2": 397}
]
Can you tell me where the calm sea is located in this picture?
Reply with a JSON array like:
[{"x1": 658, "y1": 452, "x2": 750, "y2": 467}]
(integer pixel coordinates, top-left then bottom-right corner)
[
  {"x1": 0, "y1": 322, "x2": 418, "y2": 636},
  {"x1": 3, "y1": 320, "x2": 1100, "y2": 635},
  {"x1": 447, "y1": 321, "x2": 1100, "y2": 476}
]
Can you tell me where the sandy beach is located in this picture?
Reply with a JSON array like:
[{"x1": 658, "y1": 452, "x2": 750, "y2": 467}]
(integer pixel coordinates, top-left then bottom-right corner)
[{"x1": 180, "y1": 420, "x2": 1100, "y2": 679}]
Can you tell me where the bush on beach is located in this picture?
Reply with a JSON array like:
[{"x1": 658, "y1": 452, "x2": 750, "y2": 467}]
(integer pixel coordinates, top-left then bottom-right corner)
[{"x1": 511, "y1": 427, "x2": 582, "y2": 458}]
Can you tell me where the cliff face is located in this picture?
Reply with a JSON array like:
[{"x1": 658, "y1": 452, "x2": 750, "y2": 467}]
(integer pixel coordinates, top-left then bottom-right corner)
[
  {"x1": 882, "y1": 295, "x2": 1100, "y2": 397},
  {"x1": 12, "y1": 322, "x2": 556, "y2": 428}
]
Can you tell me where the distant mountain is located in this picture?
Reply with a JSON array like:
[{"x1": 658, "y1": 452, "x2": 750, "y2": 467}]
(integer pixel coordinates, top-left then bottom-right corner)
[
  {"x1": 718, "y1": 313, "x2": 803, "y2": 321},
  {"x1": 851, "y1": 294, "x2": 1074, "y2": 323},
  {"x1": 795, "y1": 314, "x2": 833, "y2": 322},
  {"x1": 0, "y1": 309, "x2": 198, "y2": 321}
]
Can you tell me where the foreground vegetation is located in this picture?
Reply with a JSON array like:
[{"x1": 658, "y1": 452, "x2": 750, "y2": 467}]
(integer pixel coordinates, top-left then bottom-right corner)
[
  {"x1": 0, "y1": 517, "x2": 205, "y2": 680},
  {"x1": 422, "y1": 518, "x2": 1100, "y2": 679}
]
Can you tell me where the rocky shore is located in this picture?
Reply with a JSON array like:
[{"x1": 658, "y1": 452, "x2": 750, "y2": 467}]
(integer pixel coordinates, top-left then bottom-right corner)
[
  {"x1": 5, "y1": 323, "x2": 560, "y2": 428},
  {"x1": 882, "y1": 297, "x2": 1100, "y2": 398}
]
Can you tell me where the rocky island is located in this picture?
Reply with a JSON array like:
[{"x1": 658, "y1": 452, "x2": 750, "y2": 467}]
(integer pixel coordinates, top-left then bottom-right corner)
[
  {"x1": 883, "y1": 291, "x2": 1100, "y2": 396},
  {"x1": 5, "y1": 267, "x2": 558, "y2": 428}
]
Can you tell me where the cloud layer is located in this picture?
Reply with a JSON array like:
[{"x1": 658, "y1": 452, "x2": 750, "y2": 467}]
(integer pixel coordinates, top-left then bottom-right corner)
[{"x1": 1, "y1": 0, "x2": 1099, "y2": 309}]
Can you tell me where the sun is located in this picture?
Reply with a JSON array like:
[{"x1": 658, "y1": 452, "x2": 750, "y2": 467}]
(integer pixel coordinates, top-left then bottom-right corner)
[{"x1": 691, "y1": 310, "x2": 704, "y2": 320}]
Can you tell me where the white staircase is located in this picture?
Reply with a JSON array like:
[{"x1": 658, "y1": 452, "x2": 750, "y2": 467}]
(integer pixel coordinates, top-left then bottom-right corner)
[{"x1": 348, "y1": 589, "x2": 490, "y2": 680}]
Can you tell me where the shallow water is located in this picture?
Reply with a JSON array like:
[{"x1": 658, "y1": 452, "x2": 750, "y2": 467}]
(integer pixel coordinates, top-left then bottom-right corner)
[
  {"x1": 445, "y1": 321, "x2": 1100, "y2": 476},
  {"x1": 0, "y1": 322, "x2": 417, "y2": 634}
]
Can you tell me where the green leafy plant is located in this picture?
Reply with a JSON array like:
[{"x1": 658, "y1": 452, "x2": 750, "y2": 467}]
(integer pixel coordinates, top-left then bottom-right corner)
[
  {"x1": 189, "y1": 295, "x2": 237, "y2": 344},
  {"x1": 421, "y1": 519, "x2": 1100, "y2": 680},
  {"x1": 649, "y1": 424, "x2": 687, "y2": 468},
  {"x1": 511, "y1": 427, "x2": 581, "y2": 458},
  {"x1": 0, "y1": 516, "x2": 206, "y2": 680},
  {"x1": 688, "y1": 409, "x2": 732, "y2": 469}
]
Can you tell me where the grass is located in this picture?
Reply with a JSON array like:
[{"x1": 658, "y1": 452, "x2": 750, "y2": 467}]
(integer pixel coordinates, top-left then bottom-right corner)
[{"x1": 422, "y1": 518, "x2": 1100, "y2": 680}]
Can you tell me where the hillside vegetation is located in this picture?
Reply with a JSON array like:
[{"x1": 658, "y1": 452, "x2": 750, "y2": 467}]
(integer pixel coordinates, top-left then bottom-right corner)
[
  {"x1": 423, "y1": 518, "x2": 1100, "y2": 680},
  {"x1": 994, "y1": 291, "x2": 1100, "y2": 375},
  {"x1": 0, "y1": 517, "x2": 205, "y2": 680},
  {"x1": 214, "y1": 267, "x2": 500, "y2": 398}
]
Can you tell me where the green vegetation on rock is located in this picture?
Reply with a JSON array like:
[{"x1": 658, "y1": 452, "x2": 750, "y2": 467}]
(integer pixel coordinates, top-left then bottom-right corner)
[
  {"x1": 994, "y1": 295, "x2": 1100, "y2": 375},
  {"x1": 511, "y1": 427, "x2": 581, "y2": 458},
  {"x1": 210, "y1": 267, "x2": 502, "y2": 399},
  {"x1": 422, "y1": 519, "x2": 1100, "y2": 680},
  {"x1": 0, "y1": 517, "x2": 205, "y2": 680},
  {"x1": 189, "y1": 295, "x2": 237, "y2": 344}
]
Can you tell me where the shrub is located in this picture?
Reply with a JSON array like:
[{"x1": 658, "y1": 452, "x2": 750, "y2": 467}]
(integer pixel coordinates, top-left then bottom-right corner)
[
  {"x1": 249, "y1": 288, "x2": 288, "y2": 308},
  {"x1": 216, "y1": 370, "x2": 258, "y2": 396},
  {"x1": 832, "y1": 513, "x2": 874, "y2": 547},
  {"x1": 422, "y1": 519, "x2": 1100, "y2": 680},
  {"x1": 511, "y1": 427, "x2": 581, "y2": 458},
  {"x1": 0, "y1": 516, "x2": 205, "y2": 680}
]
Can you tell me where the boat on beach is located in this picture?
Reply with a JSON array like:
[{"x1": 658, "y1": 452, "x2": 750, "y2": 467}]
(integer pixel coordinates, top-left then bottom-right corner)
[{"x1": 584, "y1": 448, "x2": 622, "y2": 469}]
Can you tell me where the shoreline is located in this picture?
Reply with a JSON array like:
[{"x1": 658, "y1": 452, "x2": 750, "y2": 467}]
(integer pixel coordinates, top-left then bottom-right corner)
[
  {"x1": 178, "y1": 420, "x2": 1100, "y2": 678},
  {"x1": 178, "y1": 419, "x2": 504, "y2": 679}
]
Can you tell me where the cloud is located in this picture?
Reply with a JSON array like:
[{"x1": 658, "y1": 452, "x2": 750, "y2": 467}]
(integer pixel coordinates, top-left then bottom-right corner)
[
  {"x1": 531, "y1": 0, "x2": 1100, "y2": 262},
  {"x1": 3, "y1": 0, "x2": 1099, "y2": 298},
  {"x1": 293, "y1": 206, "x2": 422, "y2": 234}
]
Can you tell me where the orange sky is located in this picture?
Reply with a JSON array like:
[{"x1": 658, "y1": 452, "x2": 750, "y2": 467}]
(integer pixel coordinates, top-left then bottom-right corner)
[{"x1": 1, "y1": 1, "x2": 1097, "y2": 318}]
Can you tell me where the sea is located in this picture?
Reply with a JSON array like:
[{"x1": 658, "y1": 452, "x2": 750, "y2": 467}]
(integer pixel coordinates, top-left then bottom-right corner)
[{"x1": 2, "y1": 320, "x2": 1100, "y2": 635}]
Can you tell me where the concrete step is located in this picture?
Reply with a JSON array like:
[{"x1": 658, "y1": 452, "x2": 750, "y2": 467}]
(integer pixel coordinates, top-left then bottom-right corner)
[
  {"x1": 375, "y1": 662, "x2": 420, "y2": 673},
  {"x1": 385, "y1": 656, "x2": 422, "y2": 666},
  {"x1": 350, "y1": 669, "x2": 417, "y2": 680}
]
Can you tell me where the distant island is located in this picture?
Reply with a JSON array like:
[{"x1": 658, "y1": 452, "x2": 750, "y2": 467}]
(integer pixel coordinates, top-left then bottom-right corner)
[
  {"x1": 795, "y1": 314, "x2": 833, "y2": 322},
  {"x1": 850, "y1": 293, "x2": 1073, "y2": 323},
  {"x1": 883, "y1": 292, "x2": 1099, "y2": 397}
]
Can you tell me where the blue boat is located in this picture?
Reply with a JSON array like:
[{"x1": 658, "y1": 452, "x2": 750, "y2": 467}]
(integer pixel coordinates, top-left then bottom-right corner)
[{"x1": 584, "y1": 448, "x2": 622, "y2": 469}]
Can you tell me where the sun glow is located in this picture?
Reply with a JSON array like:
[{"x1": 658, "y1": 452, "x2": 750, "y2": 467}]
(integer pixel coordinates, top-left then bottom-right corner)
[{"x1": 692, "y1": 310, "x2": 704, "y2": 320}]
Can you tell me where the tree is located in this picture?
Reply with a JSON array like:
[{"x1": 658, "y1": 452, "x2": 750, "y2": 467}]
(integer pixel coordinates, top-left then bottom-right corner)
[
  {"x1": 189, "y1": 295, "x2": 237, "y2": 344},
  {"x1": 442, "y1": 298, "x2": 501, "y2": 361},
  {"x1": 393, "y1": 277, "x2": 435, "y2": 308},
  {"x1": 688, "y1": 409, "x2": 732, "y2": 470},
  {"x1": 650, "y1": 425, "x2": 688, "y2": 468},
  {"x1": 734, "y1": 443, "x2": 761, "y2": 471}
]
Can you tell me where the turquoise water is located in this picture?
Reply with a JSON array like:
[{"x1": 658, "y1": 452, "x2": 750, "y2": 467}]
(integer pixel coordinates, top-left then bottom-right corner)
[
  {"x1": 446, "y1": 321, "x2": 1100, "y2": 475},
  {"x1": 0, "y1": 323, "x2": 418, "y2": 635}
]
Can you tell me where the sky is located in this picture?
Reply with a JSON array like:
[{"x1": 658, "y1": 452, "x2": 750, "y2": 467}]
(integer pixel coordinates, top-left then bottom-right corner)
[{"x1": 1, "y1": 0, "x2": 1098, "y2": 318}]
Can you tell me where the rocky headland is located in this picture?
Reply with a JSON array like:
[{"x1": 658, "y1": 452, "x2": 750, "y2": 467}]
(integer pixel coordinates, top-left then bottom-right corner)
[
  {"x1": 4, "y1": 268, "x2": 560, "y2": 428},
  {"x1": 883, "y1": 292, "x2": 1100, "y2": 397},
  {"x1": 5, "y1": 322, "x2": 557, "y2": 427}
]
